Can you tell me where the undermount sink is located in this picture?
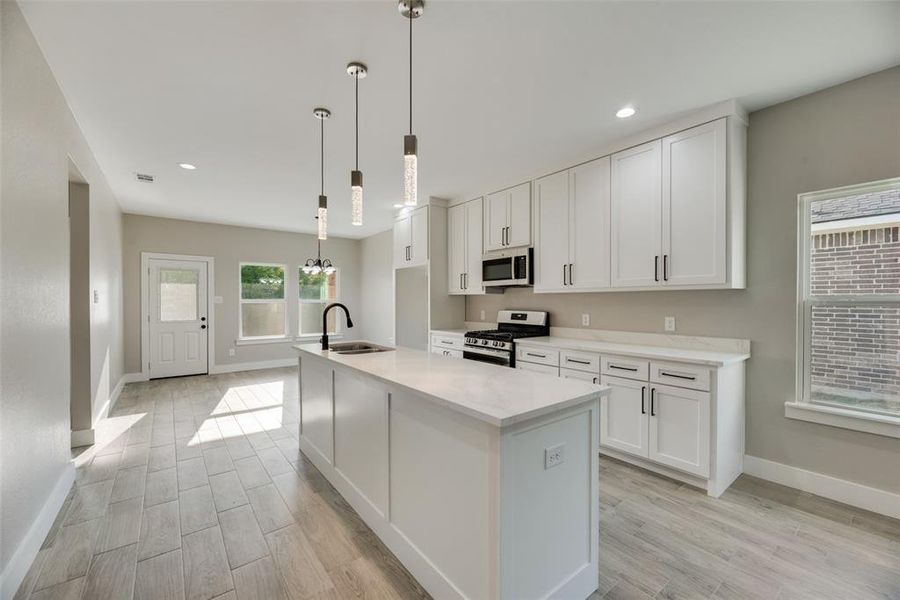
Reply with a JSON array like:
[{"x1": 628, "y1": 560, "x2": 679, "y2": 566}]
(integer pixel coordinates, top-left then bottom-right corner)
[{"x1": 329, "y1": 342, "x2": 394, "y2": 355}]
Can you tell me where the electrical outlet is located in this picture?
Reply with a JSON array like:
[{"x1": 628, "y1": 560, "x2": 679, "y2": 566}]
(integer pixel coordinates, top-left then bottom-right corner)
[
  {"x1": 93, "y1": 290, "x2": 100, "y2": 304},
  {"x1": 544, "y1": 444, "x2": 565, "y2": 469},
  {"x1": 665, "y1": 316, "x2": 676, "y2": 332},
  {"x1": 582, "y1": 313, "x2": 590, "y2": 327},
  {"x1": 480, "y1": 310, "x2": 485, "y2": 320},
  {"x1": 228, "y1": 348, "x2": 236, "y2": 357}
]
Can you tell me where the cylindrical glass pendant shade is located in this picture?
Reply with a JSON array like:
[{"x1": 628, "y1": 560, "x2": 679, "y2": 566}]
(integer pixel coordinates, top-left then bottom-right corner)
[
  {"x1": 351, "y1": 170, "x2": 363, "y2": 226},
  {"x1": 317, "y1": 195, "x2": 328, "y2": 240},
  {"x1": 403, "y1": 135, "x2": 417, "y2": 206}
]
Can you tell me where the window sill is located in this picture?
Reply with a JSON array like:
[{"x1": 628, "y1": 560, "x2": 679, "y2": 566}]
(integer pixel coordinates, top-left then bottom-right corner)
[
  {"x1": 235, "y1": 336, "x2": 293, "y2": 346},
  {"x1": 294, "y1": 334, "x2": 343, "y2": 342},
  {"x1": 785, "y1": 402, "x2": 900, "y2": 439}
]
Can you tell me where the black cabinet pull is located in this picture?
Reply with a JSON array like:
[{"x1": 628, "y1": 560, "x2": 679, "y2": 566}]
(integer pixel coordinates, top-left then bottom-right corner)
[
  {"x1": 566, "y1": 358, "x2": 591, "y2": 365},
  {"x1": 562, "y1": 264, "x2": 567, "y2": 286},
  {"x1": 526, "y1": 352, "x2": 546, "y2": 358},
  {"x1": 569, "y1": 263, "x2": 574, "y2": 285},
  {"x1": 593, "y1": 377, "x2": 599, "y2": 384},
  {"x1": 641, "y1": 386, "x2": 646, "y2": 414},
  {"x1": 609, "y1": 364, "x2": 638, "y2": 372},
  {"x1": 660, "y1": 371, "x2": 696, "y2": 381},
  {"x1": 663, "y1": 254, "x2": 669, "y2": 281},
  {"x1": 654, "y1": 256, "x2": 659, "y2": 282},
  {"x1": 650, "y1": 387, "x2": 656, "y2": 416}
]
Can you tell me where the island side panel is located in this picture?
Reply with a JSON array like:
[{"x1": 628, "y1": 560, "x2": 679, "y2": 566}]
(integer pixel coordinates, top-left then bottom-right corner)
[
  {"x1": 390, "y1": 388, "x2": 501, "y2": 600},
  {"x1": 299, "y1": 355, "x2": 334, "y2": 464},
  {"x1": 333, "y1": 369, "x2": 390, "y2": 517},
  {"x1": 499, "y1": 397, "x2": 600, "y2": 600}
]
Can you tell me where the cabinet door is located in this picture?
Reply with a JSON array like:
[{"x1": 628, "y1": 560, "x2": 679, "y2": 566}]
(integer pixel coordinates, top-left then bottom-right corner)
[
  {"x1": 464, "y1": 198, "x2": 484, "y2": 293},
  {"x1": 447, "y1": 204, "x2": 466, "y2": 293},
  {"x1": 484, "y1": 190, "x2": 508, "y2": 251},
  {"x1": 610, "y1": 140, "x2": 662, "y2": 287},
  {"x1": 570, "y1": 157, "x2": 611, "y2": 290},
  {"x1": 662, "y1": 119, "x2": 727, "y2": 286},
  {"x1": 534, "y1": 171, "x2": 569, "y2": 292},
  {"x1": 409, "y1": 206, "x2": 429, "y2": 266},
  {"x1": 393, "y1": 216, "x2": 410, "y2": 269},
  {"x1": 516, "y1": 361, "x2": 559, "y2": 376},
  {"x1": 599, "y1": 375, "x2": 649, "y2": 458},
  {"x1": 506, "y1": 182, "x2": 532, "y2": 248},
  {"x1": 648, "y1": 384, "x2": 710, "y2": 477},
  {"x1": 560, "y1": 368, "x2": 600, "y2": 385}
]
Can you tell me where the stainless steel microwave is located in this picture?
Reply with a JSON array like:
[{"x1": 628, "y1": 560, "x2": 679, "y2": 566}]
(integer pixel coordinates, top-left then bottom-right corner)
[{"x1": 482, "y1": 248, "x2": 533, "y2": 288}]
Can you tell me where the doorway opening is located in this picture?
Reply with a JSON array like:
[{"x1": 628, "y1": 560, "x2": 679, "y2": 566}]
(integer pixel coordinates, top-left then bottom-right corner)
[{"x1": 68, "y1": 160, "x2": 93, "y2": 448}]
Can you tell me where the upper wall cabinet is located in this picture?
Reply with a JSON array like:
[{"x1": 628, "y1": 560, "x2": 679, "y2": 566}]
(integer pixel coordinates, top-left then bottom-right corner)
[
  {"x1": 448, "y1": 197, "x2": 484, "y2": 295},
  {"x1": 394, "y1": 206, "x2": 429, "y2": 269},
  {"x1": 484, "y1": 182, "x2": 531, "y2": 251},
  {"x1": 534, "y1": 157, "x2": 611, "y2": 293},
  {"x1": 610, "y1": 118, "x2": 742, "y2": 290}
]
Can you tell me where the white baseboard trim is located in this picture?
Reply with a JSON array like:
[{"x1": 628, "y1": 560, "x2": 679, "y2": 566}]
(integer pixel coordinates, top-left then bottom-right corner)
[
  {"x1": 122, "y1": 372, "x2": 148, "y2": 384},
  {"x1": 743, "y1": 455, "x2": 900, "y2": 520},
  {"x1": 0, "y1": 463, "x2": 75, "y2": 600},
  {"x1": 70, "y1": 428, "x2": 95, "y2": 448},
  {"x1": 208, "y1": 358, "x2": 296, "y2": 375}
]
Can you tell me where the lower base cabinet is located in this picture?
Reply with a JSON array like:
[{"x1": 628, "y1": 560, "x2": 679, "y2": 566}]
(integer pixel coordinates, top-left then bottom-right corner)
[
  {"x1": 649, "y1": 383, "x2": 710, "y2": 477},
  {"x1": 516, "y1": 361, "x2": 559, "y2": 375},
  {"x1": 431, "y1": 347, "x2": 462, "y2": 359},
  {"x1": 599, "y1": 375, "x2": 648, "y2": 458}
]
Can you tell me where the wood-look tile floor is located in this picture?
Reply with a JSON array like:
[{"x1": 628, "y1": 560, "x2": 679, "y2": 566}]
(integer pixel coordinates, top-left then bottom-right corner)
[{"x1": 15, "y1": 367, "x2": 900, "y2": 600}]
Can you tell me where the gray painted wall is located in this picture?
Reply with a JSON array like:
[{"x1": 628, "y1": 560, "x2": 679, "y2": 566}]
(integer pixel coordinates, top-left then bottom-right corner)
[
  {"x1": 468, "y1": 66, "x2": 900, "y2": 494},
  {"x1": 1, "y1": 0, "x2": 124, "y2": 572},
  {"x1": 123, "y1": 214, "x2": 364, "y2": 373}
]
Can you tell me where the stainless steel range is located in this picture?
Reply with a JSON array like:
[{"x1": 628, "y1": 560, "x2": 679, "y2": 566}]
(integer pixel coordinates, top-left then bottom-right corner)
[{"x1": 463, "y1": 310, "x2": 549, "y2": 367}]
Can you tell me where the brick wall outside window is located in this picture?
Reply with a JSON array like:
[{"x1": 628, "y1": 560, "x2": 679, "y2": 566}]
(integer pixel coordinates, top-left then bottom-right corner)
[{"x1": 808, "y1": 189, "x2": 900, "y2": 407}]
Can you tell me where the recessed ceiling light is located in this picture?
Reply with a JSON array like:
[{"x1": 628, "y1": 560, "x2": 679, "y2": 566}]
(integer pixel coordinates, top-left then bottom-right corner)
[
  {"x1": 393, "y1": 204, "x2": 403, "y2": 208},
  {"x1": 616, "y1": 106, "x2": 636, "y2": 119},
  {"x1": 178, "y1": 163, "x2": 197, "y2": 170}
]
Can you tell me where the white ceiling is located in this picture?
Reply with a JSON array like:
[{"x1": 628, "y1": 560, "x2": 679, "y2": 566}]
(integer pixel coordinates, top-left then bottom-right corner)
[{"x1": 20, "y1": 1, "x2": 900, "y2": 239}]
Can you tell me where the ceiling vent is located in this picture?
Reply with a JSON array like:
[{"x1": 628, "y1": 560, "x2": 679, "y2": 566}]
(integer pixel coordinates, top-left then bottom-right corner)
[{"x1": 135, "y1": 173, "x2": 155, "y2": 183}]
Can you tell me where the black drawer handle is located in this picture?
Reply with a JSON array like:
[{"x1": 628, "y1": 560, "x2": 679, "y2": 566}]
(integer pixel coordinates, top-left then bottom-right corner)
[
  {"x1": 660, "y1": 371, "x2": 696, "y2": 381},
  {"x1": 609, "y1": 364, "x2": 638, "y2": 372},
  {"x1": 526, "y1": 352, "x2": 547, "y2": 358},
  {"x1": 650, "y1": 387, "x2": 656, "y2": 416},
  {"x1": 566, "y1": 358, "x2": 591, "y2": 365},
  {"x1": 641, "y1": 386, "x2": 646, "y2": 414}
]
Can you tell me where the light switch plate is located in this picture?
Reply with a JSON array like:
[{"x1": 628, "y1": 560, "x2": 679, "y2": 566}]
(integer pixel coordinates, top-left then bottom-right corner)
[
  {"x1": 582, "y1": 313, "x2": 590, "y2": 327},
  {"x1": 665, "y1": 316, "x2": 676, "y2": 332},
  {"x1": 480, "y1": 310, "x2": 485, "y2": 320},
  {"x1": 92, "y1": 290, "x2": 100, "y2": 304}
]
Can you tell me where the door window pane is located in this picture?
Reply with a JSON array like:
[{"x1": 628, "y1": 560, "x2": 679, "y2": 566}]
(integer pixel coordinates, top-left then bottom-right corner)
[
  {"x1": 241, "y1": 302, "x2": 286, "y2": 338},
  {"x1": 159, "y1": 269, "x2": 198, "y2": 321}
]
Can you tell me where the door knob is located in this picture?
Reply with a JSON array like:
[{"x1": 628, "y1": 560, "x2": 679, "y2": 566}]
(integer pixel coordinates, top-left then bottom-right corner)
[
  {"x1": 201, "y1": 317, "x2": 206, "y2": 322},
  {"x1": 201, "y1": 324, "x2": 207, "y2": 329}
]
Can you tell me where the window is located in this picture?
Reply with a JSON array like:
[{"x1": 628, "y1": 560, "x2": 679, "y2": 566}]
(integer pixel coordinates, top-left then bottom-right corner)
[
  {"x1": 299, "y1": 269, "x2": 339, "y2": 336},
  {"x1": 796, "y1": 179, "x2": 900, "y2": 428},
  {"x1": 240, "y1": 263, "x2": 287, "y2": 339},
  {"x1": 159, "y1": 268, "x2": 199, "y2": 321}
]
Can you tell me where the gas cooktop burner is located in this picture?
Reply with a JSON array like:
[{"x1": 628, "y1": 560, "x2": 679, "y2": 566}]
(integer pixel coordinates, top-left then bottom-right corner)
[{"x1": 462, "y1": 311, "x2": 550, "y2": 367}]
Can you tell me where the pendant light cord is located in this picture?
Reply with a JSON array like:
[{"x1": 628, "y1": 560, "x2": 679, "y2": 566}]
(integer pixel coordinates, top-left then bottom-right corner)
[
  {"x1": 409, "y1": 9, "x2": 413, "y2": 135},
  {"x1": 320, "y1": 116, "x2": 324, "y2": 195},
  {"x1": 355, "y1": 73, "x2": 359, "y2": 170}
]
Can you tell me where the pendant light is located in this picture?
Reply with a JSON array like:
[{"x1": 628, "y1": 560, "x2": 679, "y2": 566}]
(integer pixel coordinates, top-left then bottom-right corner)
[
  {"x1": 347, "y1": 62, "x2": 367, "y2": 226},
  {"x1": 399, "y1": 0, "x2": 423, "y2": 206},
  {"x1": 302, "y1": 108, "x2": 335, "y2": 275}
]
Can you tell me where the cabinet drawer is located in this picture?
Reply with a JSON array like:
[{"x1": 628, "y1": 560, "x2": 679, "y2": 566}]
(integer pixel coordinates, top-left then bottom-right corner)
[
  {"x1": 560, "y1": 367, "x2": 600, "y2": 385},
  {"x1": 431, "y1": 335, "x2": 463, "y2": 350},
  {"x1": 431, "y1": 348, "x2": 462, "y2": 359},
  {"x1": 650, "y1": 361, "x2": 710, "y2": 391},
  {"x1": 516, "y1": 346, "x2": 559, "y2": 367},
  {"x1": 560, "y1": 350, "x2": 600, "y2": 374},
  {"x1": 517, "y1": 362, "x2": 559, "y2": 376},
  {"x1": 601, "y1": 355, "x2": 649, "y2": 381}
]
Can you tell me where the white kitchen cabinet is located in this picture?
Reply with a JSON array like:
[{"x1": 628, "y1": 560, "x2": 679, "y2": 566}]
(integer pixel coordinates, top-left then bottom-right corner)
[
  {"x1": 484, "y1": 182, "x2": 531, "y2": 251},
  {"x1": 648, "y1": 383, "x2": 710, "y2": 478},
  {"x1": 560, "y1": 368, "x2": 600, "y2": 384},
  {"x1": 662, "y1": 119, "x2": 727, "y2": 286},
  {"x1": 394, "y1": 206, "x2": 428, "y2": 269},
  {"x1": 535, "y1": 159, "x2": 611, "y2": 292},
  {"x1": 611, "y1": 118, "x2": 731, "y2": 289},
  {"x1": 599, "y1": 375, "x2": 649, "y2": 459},
  {"x1": 431, "y1": 347, "x2": 462, "y2": 359},
  {"x1": 448, "y1": 198, "x2": 484, "y2": 294},
  {"x1": 515, "y1": 361, "x2": 559, "y2": 376},
  {"x1": 610, "y1": 140, "x2": 662, "y2": 287}
]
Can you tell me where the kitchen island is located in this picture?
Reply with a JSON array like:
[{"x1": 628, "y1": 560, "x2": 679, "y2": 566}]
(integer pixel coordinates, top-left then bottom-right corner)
[{"x1": 294, "y1": 343, "x2": 609, "y2": 600}]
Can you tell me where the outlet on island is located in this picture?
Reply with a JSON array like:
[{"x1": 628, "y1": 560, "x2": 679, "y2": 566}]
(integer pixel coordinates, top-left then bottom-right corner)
[
  {"x1": 544, "y1": 443, "x2": 565, "y2": 469},
  {"x1": 228, "y1": 348, "x2": 235, "y2": 357},
  {"x1": 665, "y1": 316, "x2": 676, "y2": 332}
]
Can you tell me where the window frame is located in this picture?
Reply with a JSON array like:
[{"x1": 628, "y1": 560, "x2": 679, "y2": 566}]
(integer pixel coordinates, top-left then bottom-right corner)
[
  {"x1": 238, "y1": 261, "x2": 289, "y2": 341},
  {"x1": 791, "y1": 177, "x2": 900, "y2": 438},
  {"x1": 297, "y1": 268, "x2": 341, "y2": 339}
]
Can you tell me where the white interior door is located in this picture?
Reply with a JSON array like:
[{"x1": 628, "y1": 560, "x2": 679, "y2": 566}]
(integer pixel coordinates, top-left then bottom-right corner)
[{"x1": 148, "y1": 258, "x2": 208, "y2": 378}]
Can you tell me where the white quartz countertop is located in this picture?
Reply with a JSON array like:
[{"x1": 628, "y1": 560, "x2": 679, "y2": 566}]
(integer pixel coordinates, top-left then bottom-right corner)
[
  {"x1": 429, "y1": 328, "x2": 468, "y2": 337},
  {"x1": 518, "y1": 336, "x2": 750, "y2": 367},
  {"x1": 294, "y1": 343, "x2": 606, "y2": 427}
]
